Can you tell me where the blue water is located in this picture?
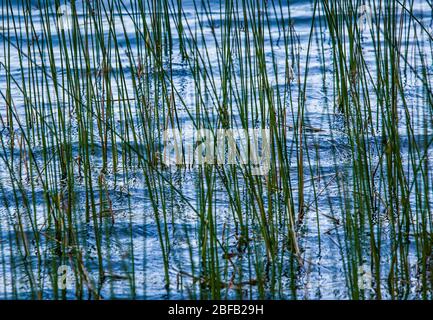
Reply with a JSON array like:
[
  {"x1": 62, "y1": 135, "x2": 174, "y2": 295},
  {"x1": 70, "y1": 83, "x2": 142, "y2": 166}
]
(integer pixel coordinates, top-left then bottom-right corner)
[{"x1": 0, "y1": 0, "x2": 432, "y2": 299}]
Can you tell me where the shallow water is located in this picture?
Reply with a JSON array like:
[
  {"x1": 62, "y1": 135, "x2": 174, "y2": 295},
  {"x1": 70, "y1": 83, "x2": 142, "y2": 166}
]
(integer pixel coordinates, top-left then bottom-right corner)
[{"x1": 0, "y1": 0, "x2": 433, "y2": 299}]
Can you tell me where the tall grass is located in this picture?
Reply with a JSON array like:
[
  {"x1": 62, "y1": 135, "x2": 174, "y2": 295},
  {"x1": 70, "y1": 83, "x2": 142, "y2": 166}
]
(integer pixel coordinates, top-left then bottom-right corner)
[{"x1": 0, "y1": 0, "x2": 432, "y2": 300}]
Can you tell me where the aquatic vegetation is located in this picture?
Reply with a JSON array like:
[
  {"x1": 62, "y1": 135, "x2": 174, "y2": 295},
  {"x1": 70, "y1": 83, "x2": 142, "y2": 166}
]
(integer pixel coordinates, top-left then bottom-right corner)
[{"x1": 0, "y1": 0, "x2": 432, "y2": 300}]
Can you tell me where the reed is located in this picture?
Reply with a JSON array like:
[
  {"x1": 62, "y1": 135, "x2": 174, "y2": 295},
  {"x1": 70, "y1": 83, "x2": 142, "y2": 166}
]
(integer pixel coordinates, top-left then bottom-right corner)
[{"x1": 0, "y1": 0, "x2": 432, "y2": 300}]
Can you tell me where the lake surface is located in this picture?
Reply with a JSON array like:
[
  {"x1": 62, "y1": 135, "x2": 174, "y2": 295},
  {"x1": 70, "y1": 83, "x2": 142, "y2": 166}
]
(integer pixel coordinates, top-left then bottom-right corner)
[{"x1": 0, "y1": 0, "x2": 432, "y2": 299}]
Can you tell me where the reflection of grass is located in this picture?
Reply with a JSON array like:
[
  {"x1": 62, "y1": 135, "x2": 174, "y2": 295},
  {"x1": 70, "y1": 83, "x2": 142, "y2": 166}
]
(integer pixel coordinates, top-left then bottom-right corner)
[{"x1": 0, "y1": 0, "x2": 432, "y2": 300}]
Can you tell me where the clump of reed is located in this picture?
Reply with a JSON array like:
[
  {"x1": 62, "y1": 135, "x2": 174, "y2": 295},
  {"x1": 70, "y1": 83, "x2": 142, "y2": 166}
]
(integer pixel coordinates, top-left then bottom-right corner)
[{"x1": 0, "y1": 0, "x2": 432, "y2": 300}]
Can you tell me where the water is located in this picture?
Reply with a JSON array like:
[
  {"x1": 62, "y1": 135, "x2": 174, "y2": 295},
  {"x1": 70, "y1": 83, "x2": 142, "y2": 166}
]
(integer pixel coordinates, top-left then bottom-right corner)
[{"x1": 0, "y1": 0, "x2": 432, "y2": 299}]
